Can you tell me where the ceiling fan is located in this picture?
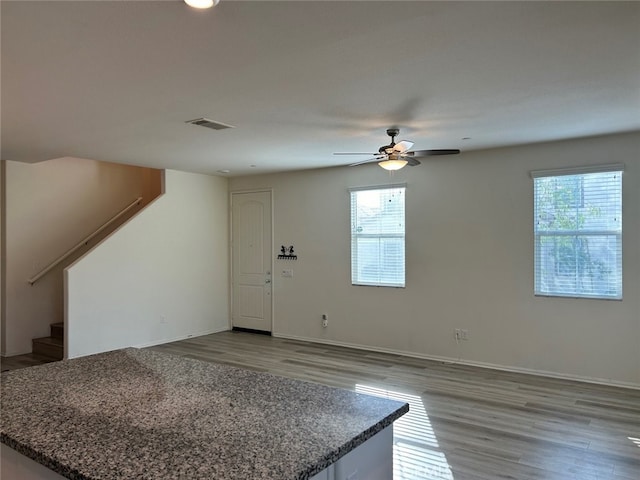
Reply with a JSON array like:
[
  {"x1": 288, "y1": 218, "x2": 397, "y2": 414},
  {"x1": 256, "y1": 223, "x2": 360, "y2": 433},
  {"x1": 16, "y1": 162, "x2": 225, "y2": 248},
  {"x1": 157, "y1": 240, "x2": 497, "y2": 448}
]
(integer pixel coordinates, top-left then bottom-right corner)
[{"x1": 334, "y1": 128, "x2": 460, "y2": 171}]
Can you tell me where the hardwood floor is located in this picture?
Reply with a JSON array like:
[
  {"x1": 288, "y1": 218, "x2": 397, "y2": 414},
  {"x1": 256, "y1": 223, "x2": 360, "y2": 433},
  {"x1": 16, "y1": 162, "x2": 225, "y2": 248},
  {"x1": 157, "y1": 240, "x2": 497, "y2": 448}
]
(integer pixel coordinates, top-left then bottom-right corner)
[
  {"x1": 150, "y1": 331, "x2": 640, "y2": 480},
  {"x1": 3, "y1": 331, "x2": 638, "y2": 479},
  {"x1": 0, "y1": 353, "x2": 57, "y2": 371}
]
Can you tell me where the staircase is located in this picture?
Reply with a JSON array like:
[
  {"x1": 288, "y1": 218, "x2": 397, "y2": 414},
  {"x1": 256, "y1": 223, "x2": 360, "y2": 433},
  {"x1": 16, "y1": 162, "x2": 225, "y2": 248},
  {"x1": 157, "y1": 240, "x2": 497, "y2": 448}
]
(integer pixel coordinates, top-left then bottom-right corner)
[{"x1": 32, "y1": 323, "x2": 64, "y2": 361}]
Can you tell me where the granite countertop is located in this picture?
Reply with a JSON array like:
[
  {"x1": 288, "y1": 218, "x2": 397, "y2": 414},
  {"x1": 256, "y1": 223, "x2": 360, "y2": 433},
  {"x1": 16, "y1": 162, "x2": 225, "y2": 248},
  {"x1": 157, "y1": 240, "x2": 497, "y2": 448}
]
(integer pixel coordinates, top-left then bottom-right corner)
[{"x1": 1, "y1": 348, "x2": 408, "y2": 480}]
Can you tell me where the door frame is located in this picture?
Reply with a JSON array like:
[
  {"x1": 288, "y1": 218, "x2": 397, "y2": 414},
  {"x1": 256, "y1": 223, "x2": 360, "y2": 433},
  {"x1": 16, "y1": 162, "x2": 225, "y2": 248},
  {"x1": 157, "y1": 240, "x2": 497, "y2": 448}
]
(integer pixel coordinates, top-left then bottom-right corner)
[{"x1": 229, "y1": 188, "x2": 274, "y2": 333}]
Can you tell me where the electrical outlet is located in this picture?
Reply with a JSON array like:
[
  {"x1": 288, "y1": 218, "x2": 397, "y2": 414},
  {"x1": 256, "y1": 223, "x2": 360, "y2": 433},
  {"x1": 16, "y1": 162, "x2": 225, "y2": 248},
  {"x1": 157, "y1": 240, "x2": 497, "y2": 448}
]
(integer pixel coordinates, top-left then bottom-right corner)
[
  {"x1": 322, "y1": 314, "x2": 328, "y2": 328},
  {"x1": 455, "y1": 328, "x2": 461, "y2": 340}
]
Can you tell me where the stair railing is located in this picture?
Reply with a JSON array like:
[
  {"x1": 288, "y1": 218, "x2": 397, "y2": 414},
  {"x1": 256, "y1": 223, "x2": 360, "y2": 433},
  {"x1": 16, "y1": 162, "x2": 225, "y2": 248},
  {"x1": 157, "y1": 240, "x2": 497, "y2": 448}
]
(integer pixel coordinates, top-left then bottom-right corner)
[{"x1": 28, "y1": 197, "x2": 143, "y2": 285}]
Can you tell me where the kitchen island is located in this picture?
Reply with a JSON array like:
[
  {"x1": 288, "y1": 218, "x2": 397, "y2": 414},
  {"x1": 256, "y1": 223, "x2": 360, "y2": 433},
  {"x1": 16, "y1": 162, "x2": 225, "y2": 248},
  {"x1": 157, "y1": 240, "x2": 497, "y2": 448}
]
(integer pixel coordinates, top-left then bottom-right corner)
[{"x1": 1, "y1": 348, "x2": 408, "y2": 480}]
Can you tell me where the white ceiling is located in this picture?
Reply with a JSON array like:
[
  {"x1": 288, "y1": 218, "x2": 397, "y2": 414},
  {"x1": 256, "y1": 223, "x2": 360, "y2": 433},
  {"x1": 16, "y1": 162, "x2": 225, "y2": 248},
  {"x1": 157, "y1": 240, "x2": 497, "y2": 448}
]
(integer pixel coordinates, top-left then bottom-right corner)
[{"x1": 2, "y1": 1, "x2": 639, "y2": 176}]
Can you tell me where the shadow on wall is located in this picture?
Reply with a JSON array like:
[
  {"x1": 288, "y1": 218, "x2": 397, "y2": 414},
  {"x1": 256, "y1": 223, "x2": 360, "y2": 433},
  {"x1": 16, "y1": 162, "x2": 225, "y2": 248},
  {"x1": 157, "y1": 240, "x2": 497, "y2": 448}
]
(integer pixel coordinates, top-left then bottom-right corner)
[{"x1": 0, "y1": 157, "x2": 164, "y2": 357}]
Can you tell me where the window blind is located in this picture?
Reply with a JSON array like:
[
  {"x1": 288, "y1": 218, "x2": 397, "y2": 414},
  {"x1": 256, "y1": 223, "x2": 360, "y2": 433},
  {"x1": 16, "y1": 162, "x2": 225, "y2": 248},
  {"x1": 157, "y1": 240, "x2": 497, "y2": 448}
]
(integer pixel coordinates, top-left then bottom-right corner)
[
  {"x1": 533, "y1": 169, "x2": 622, "y2": 299},
  {"x1": 350, "y1": 185, "x2": 405, "y2": 287}
]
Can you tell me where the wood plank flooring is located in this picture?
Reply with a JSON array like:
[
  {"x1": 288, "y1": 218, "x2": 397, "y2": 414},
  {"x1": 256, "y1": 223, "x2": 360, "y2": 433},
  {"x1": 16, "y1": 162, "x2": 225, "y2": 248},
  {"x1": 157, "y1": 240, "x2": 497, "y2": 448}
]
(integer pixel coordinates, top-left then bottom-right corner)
[
  {"x1": 150, "y1": 331, "x2": 640, "y2": 480},
  {"x1": 0, "y1": 353, "x2": 57, "y2": 371},
  {"x1": 3, "y1": 331, "x2": 638, "y2": 479}
]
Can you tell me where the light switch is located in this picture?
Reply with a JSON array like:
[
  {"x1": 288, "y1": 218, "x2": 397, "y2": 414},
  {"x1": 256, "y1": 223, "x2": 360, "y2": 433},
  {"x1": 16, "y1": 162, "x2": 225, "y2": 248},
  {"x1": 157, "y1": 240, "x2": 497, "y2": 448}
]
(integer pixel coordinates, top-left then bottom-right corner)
[{"x1": 281, "y1": 269, "x2": 293, "y2": 278}]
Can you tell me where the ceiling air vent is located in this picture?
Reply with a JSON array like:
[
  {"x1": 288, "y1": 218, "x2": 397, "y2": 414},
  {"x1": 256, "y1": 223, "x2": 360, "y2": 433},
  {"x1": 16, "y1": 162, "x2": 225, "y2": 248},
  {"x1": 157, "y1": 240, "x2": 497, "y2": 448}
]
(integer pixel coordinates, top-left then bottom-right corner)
[{"x1": 185, "y1": 118, "x2": 235, "y2": 130}]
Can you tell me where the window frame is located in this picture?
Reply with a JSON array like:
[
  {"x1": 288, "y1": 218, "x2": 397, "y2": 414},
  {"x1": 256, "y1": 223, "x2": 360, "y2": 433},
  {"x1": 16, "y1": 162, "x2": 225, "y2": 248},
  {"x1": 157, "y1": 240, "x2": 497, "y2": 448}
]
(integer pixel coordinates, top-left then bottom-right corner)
[
  {"x1": 531, "y1": 164, "x2": 623, "y2": 300},
  {"x1": 349, "y1": 184, "x2": 406, "y2": 288}
]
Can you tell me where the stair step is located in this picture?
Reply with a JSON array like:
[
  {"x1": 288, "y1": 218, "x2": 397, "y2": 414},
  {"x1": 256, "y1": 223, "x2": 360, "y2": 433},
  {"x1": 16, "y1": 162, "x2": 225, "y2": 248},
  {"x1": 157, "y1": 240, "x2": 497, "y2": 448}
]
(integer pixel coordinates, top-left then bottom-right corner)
[
  {"x1": 32, "y1": 336, "x2": 63, "y2": 361},
  {"x1": 50, "y1": 322, "x2": 64, "y2": 339}
]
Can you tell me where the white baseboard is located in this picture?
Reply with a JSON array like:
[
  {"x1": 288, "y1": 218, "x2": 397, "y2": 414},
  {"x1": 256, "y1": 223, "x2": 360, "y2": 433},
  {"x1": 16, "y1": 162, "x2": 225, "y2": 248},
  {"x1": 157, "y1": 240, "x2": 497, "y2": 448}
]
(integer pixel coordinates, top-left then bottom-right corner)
[
  {"x1": 65, "y1": 327, "x2": 231, "y2": 359},
  {"x1": 134, "y1": 326, "x2": 230, "y2": 349},
  {"x1": 273, "y1": 333, "x2": 640, "y2": 391}
]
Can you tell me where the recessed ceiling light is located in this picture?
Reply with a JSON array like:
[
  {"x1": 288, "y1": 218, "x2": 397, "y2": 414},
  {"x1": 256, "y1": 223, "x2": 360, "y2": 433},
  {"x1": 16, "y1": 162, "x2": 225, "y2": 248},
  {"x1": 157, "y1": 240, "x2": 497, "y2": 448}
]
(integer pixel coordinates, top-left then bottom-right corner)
[
  {"x1": 250, "y1": 165, "x2": 257, "y2": 168},
  {"x1": 217, "y1": 169, "x2": 230, "y2": 174},
  {"x1": 184, "y1": 0, "x2": 219, "y2": 9},
  {"x1": 462, "y1": 137, "x2": 472, "y2": 140}
]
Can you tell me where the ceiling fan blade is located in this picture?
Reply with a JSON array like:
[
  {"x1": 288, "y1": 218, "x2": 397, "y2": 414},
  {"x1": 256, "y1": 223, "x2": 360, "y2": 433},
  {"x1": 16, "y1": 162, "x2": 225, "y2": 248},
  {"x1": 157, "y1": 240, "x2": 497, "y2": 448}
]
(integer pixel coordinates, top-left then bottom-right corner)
[
  {"x1": 409, "y1": 149, "x2": 460, "y2": 157},
  {"x1": 393, "y1": 140, "x2": 414, "y2": 153},
  {"x1": 405, "y1": 157, "x2": 421, "y2": 167},
  {"x1": 348, "y1": 157, "x2": 384, "y2": 167},
  {"x1": 334, "y1": 152, "x2": 380, "y2": 156}
]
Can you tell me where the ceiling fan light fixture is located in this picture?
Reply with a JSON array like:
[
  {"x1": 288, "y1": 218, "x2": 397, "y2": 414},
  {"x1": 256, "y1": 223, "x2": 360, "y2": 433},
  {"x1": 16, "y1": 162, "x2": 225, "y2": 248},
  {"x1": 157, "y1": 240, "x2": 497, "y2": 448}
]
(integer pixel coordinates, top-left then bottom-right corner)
[
  {"x1": 340, "y1": 127, "x2": 459, "y2": 169},
  {"x1": 378, "y1": 159, "x2": 408, "y2": 171},
  {"x1": 184, "y1": 0, "x2": 219, "y2": 9}
]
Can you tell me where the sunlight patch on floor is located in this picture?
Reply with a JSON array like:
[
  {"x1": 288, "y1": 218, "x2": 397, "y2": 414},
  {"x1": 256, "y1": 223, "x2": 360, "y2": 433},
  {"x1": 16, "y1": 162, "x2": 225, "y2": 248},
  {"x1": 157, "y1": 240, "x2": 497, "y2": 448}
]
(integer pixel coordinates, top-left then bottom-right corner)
[{"x1": 356, "y1": 385, "x2": 454, "y2": 480}]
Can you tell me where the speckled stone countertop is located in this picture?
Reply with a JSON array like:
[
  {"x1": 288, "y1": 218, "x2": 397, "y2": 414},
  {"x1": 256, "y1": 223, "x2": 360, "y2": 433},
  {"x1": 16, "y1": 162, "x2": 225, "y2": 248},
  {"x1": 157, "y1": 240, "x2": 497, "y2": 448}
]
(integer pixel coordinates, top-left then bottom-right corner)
[{"x1": 1, "y1": 348, "x2": 408, "y2": 480}]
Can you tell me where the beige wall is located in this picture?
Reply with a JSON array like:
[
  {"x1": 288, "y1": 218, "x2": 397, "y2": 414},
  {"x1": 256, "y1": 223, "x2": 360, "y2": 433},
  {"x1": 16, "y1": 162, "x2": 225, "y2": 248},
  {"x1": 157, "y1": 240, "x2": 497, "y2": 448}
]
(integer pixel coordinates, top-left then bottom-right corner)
[
  {"x1": 1, "y1": 162, "x2": 6, "y2": 354},
  {"x1": 230, "y1": 132, "x2": 640, "y2": 387},
  {"x1": 2, "y1": 157, "x2": 161, "y2": 356},
  {"x1": 65, "y1": 170, "x2": 229, "y2": 358}
]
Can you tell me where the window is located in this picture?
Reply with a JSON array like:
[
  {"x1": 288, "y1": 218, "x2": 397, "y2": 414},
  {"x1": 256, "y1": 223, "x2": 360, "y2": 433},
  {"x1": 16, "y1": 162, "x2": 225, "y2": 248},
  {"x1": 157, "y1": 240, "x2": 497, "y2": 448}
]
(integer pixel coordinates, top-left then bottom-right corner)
[
  {"x1": 533, "y1": 165, "x2": 623, "y2": 299},
  {"x1": 350, "y1": 185, "x2": 405, "y2": 287}
]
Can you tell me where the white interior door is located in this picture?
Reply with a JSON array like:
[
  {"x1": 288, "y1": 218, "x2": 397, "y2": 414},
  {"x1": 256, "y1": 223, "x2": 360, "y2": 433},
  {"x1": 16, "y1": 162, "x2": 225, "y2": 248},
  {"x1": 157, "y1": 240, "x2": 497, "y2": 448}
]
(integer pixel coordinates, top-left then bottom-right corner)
[{"x1": 231, "y1": 191, "x2": 272, "y2": 333}]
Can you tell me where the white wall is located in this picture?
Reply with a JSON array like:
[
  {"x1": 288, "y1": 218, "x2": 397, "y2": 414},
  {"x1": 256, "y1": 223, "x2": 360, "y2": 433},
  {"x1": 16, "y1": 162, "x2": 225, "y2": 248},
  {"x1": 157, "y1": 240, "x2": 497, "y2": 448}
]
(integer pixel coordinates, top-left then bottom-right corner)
[
  {"x1": 65, "y1": 170, "x2": 229, "y2": 358},
  {"x1": 2, "y1": 157, "x2": 161, "y2": 356},
  {"x1": 230, "y1": 132, "x2": 640, "y2": 387}
]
